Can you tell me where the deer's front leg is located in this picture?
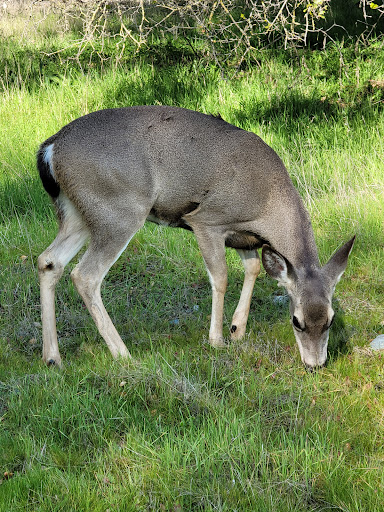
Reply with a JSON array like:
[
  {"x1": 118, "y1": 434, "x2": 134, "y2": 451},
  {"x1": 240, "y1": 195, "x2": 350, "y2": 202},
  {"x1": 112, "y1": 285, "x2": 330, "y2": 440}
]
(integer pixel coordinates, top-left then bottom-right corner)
[
  {"x1": 208, "y1": 270, "x2": 227, "y2": 347},
  {"x1": 231, "y1": 249, "x2": 260, "y2": 341},
  {"x1": 189, "y1": 224, "x2": 228, "y2": 348}
]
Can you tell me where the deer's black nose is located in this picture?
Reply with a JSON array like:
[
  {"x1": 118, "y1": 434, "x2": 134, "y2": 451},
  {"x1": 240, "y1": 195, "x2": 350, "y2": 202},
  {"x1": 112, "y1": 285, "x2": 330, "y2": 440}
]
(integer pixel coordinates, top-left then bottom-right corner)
[{"x1": 304, "y1": 360, "x2": 327, "y2": 372}]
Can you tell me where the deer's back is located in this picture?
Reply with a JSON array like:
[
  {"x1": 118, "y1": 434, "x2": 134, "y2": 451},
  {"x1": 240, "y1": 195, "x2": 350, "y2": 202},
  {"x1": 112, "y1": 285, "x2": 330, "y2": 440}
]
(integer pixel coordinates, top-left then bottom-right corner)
[
  {"x1": 39, "y1": 105, "x2": 319, "y2": 267},
  {"x1": 46, "y1": 106, "x2": 294, "y2": 222}
]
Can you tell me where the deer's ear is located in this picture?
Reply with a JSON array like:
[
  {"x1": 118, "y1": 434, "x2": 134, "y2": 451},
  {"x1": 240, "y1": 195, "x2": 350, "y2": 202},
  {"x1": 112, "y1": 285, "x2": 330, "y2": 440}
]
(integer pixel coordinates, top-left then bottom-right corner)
[
  {"x1": 323, "y1": 236, "x2": 355, "y2": 286},
  {"x1": 262, "y1": 245, "x2": 295, "y2": 288}
]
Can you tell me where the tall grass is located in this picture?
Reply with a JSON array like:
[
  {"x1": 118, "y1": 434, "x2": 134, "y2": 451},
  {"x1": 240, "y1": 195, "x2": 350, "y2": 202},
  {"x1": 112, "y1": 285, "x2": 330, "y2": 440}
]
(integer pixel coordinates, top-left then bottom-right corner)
[{"x1": 1, "y1": 35, "x2": 384, "y2": 511}]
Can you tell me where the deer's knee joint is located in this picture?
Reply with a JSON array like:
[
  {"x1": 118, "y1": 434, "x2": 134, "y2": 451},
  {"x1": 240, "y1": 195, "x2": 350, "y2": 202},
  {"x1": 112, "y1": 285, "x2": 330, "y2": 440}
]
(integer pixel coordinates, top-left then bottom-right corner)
[
  {"x1": 218, "y1": 273, "x2": 228, "y2": 291},
  {"x1": 213, "y1": 281, "x2": 227, "y2": 295},
  {"x1": 249, "y1": 269, "x2": 260, "y2": 280},
  {"x1": 38, "y1": 254, "x2": 51, "y2": 272},
  {"x1": 71, "y1": 267, "x2": 93, "y2": 296},
  {"x1": 37, "y1": 254, "x2": 63, "y2": 278},
  {"x1": 247, "y1": 259, "x2": 261, "y2": 277},
  {"x1": 70, "y1": 266, "x2": 83, "y2": 287}
]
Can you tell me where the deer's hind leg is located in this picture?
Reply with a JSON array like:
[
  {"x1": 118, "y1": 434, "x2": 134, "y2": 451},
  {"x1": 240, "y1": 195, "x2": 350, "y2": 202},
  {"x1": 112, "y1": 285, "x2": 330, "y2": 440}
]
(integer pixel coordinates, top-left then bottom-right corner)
[
  {"x1": 38, "y1": 195, "x2": 89, "y2": 366},
  {"x1": 70, "y1": 216, "x2": 146, "y2": 360},
  {"x1": 230, "y1": 249, "x2": 260, "y2": 341}
]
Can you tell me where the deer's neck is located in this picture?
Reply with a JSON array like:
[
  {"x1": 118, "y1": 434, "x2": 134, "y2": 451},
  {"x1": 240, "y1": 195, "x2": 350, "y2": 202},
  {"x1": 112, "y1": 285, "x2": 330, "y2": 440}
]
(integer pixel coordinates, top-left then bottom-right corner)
[{"x1": 256, "y1": 193, "x2": 320, "y2": 271}]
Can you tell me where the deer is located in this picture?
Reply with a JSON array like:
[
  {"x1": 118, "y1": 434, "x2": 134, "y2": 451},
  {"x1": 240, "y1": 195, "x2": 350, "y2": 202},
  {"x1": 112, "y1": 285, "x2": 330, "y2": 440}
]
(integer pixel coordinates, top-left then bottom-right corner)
[{"x1": 37, "y1": 105, "x2": 354, "y2": 369}]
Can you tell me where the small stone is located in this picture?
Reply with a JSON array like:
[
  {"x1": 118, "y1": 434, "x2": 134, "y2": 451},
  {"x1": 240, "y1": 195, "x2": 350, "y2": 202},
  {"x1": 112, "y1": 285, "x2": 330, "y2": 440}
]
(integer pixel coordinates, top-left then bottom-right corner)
[{"x1": 370, "y1": 335, "x2": 384, "y2": 351}]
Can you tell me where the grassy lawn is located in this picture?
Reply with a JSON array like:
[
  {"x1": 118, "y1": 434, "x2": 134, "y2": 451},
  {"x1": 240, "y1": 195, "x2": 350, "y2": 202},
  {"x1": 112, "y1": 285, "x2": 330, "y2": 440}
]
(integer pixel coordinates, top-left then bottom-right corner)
[{"x1": 0, "y1": 33, "x2": 384, "y2": 511}]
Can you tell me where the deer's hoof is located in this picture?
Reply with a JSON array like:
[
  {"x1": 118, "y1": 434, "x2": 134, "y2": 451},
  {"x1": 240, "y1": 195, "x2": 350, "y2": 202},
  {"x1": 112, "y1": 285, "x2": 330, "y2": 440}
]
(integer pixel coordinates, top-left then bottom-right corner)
[
  {"x1": 44, "y1": 357, "x2": 62, "y2": 368},
  {"x1": 209, "y1": 338, "x2": 227, "y2": 348}
]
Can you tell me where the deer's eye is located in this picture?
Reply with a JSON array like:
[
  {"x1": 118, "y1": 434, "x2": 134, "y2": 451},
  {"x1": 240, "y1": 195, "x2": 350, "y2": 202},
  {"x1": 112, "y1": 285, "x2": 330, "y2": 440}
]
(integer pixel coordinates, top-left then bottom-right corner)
[{"x1": 292, "y1": 315, "x2": 304, "y2": 331}]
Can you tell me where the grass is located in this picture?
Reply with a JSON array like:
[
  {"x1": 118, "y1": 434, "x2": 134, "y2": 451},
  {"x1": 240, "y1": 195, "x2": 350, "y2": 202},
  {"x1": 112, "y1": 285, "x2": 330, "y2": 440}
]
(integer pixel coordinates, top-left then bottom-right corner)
[{"x1": 1, "y1": 31, "x2": 384, "y2": 511}]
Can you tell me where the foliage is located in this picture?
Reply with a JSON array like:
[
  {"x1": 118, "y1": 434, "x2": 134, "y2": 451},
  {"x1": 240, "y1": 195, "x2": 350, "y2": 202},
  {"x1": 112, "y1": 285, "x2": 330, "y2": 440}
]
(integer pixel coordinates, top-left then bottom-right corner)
[{"x1": 2, "y1": 0, "x2": 384, "y2": 70}]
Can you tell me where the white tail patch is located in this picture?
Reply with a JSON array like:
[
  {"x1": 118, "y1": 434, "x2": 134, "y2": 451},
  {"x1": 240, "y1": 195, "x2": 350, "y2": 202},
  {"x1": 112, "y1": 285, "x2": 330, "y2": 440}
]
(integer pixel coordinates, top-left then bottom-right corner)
[{"x1": 43, "y1": 143, "x2": 55, "y2": 180}]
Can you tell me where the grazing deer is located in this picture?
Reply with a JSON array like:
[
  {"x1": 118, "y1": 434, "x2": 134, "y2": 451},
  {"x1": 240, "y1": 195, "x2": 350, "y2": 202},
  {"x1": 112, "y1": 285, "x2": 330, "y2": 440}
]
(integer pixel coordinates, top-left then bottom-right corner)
[{"x1": 37, "y1": 106, "x2": 354, "y2": 368}]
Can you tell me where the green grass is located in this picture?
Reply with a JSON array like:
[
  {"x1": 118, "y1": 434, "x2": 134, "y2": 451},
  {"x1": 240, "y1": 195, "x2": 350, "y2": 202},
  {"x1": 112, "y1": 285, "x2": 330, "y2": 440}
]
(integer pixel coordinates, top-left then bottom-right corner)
[{"x1": 1, "y1": 35, "x2": 384, "y2": 511}]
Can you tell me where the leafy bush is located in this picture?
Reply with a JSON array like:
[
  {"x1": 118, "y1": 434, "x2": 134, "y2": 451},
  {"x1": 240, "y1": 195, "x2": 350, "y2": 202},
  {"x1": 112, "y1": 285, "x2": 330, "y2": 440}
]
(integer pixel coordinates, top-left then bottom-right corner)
[{"x1": 2, "y1": 0, "x2": 384, "y2": 71}]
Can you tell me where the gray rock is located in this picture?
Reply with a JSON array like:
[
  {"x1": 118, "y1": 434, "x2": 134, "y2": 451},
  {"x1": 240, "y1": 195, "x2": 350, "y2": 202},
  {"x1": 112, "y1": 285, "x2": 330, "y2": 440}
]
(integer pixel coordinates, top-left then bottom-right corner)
[{"x1": 370, "y1": 335, "x2": 384, "y2": 351}]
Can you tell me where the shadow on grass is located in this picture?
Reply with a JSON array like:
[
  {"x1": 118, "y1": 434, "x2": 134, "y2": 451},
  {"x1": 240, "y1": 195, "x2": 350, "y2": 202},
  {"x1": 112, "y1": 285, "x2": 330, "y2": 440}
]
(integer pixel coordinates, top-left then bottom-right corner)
[
  {"x1": 0, "y1": 37, "x2": 202, "y2": 93},
  {"x1": 232, "y1": 86, "x2": 384, "y2": 133},
  {"x1": 101, "y1": 63, "x2": 217, "y2": 111},
  {"x1": 327, "y1": 298, "x2": 351, "y2": 360}
]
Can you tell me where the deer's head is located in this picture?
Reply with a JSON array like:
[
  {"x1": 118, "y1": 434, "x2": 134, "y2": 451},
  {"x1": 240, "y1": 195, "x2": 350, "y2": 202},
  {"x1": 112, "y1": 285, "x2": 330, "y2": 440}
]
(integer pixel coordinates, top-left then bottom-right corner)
[{"x1": 262, "y1": 237, "x2": 355, "y2": 369}]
